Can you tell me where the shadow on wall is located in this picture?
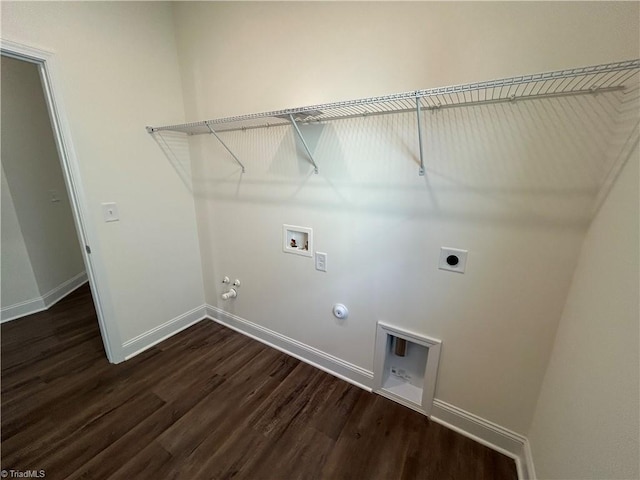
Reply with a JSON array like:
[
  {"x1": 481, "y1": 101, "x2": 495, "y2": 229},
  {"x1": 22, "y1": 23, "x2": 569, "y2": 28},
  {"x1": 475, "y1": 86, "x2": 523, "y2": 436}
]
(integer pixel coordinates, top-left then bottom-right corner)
[
  {"x1": 151, "y1": 131, "x2": 193, "y2": 192},
  {"x1": 153, "y1": 82, "x2": 639, "y2": 231}
]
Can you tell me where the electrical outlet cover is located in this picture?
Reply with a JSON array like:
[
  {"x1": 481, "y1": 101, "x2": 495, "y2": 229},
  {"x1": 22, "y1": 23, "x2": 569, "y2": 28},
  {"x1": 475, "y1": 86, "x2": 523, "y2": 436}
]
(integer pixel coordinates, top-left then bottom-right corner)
[
  {"x1": 315, "y1": 252, "x2": 327, "y2": 272},
  {"x1": 439, "y1": 247, "x2": 467, "y2": 273}
]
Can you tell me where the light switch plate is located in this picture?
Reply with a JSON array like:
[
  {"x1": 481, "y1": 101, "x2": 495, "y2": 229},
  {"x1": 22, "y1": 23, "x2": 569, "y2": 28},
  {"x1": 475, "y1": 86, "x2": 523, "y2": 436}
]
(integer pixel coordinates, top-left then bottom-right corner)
[
  {"x1": 439, "y1": 247, "x2": 468, "y2": 273},
  {"x1": 101, "y1": 202, "x2": 119, "y2": 222}
]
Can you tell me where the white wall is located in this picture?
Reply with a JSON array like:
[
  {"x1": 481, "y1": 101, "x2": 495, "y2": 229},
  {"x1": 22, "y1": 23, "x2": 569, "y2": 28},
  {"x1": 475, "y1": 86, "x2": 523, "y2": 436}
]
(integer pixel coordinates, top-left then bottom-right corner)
[
  {"x1": 1, "y1": 2, "x2": 205, "y2": 358},
  {"x1": 1, "y1": 165, "x2": 40, "y2": 307},
  {"x1": 1, "y1": 55, "x2": 85, "y2": 313},
  {"x1": 174, "y1": 1, "x2": 638, "y2": 118},
  {"x1": 172, "y1": 1, "x2": 639, "y2": 434},
  {"x1": 526, "y1": 150, "x2": 639, "y2": 478}
]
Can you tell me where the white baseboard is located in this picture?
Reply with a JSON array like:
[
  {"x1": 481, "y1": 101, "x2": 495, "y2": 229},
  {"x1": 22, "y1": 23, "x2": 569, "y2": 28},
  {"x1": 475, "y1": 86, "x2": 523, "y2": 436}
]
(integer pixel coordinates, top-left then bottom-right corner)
[
  {"x1": 0, "y1": 297, "x2": 46, "y2": 324},
  {"x1": 523, "y1": 438, "x2": 537, "y2": 480},
  {"x1": 430, "y1": 399, "x2": 531, "y2": 479},
  {"x1": 41, "y1": 271, "x2": 88, "y2": 308},
  {"x1": 122, "y1": 305, "x2": 207, "y2": 360},
  {"x1": 1, "y1": 271, "x2": 88, "y2": 323},
  {"x1": 205, "y1": 305, "x2": 374, "y2": 391}
]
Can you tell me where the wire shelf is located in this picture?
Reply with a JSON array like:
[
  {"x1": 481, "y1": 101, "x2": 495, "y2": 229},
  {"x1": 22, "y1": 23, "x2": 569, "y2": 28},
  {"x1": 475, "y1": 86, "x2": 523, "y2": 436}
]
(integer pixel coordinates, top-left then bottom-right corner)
[{"x1": 147, "y1": 59, "x2": 640, "y2": 135}]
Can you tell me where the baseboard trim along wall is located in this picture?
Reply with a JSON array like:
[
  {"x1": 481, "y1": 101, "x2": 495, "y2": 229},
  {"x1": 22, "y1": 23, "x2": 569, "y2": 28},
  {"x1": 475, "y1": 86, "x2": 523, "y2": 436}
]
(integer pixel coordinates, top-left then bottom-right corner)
[
  {"x1": 122, "y1": 305, "x2": 207, "y2": 360},
  {"x1": 523, "y1": 438, "x2": 537, "y2": 480},
  {"x1": 430, "y1": 400, "x2": 533, "y2": 479},
  {"x1": 206, "y1": 305, "x2": 374, "y2": 391},
  {"x1": 0, "y1": 271, "x2": 88, "y2": 323}
]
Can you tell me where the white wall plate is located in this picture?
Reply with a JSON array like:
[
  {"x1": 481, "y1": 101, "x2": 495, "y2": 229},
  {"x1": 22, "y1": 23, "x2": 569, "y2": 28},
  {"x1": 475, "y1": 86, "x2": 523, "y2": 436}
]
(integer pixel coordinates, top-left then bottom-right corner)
[{"x1": 439, "y1": 247, "x2": 467, "y2": 273}]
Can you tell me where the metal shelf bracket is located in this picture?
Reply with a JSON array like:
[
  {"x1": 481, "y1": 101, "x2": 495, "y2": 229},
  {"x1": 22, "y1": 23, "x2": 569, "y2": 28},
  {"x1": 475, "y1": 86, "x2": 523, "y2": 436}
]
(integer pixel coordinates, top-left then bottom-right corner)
[
  {"x1": 415, "y1": 97, "x2": 426, "y2": 176},
  {"x1": 288, "y1": 114, "x2": 319, "y2": 174},
  {"x1": 205, "y1": 123, "x2": 245, "y2": 173}
]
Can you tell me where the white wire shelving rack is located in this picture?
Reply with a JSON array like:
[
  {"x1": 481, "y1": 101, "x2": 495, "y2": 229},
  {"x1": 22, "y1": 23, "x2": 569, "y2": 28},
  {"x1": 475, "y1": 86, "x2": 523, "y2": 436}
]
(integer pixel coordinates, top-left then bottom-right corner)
[{"x1": 147, "y1": 59, "x2": 640, "y2": 176}]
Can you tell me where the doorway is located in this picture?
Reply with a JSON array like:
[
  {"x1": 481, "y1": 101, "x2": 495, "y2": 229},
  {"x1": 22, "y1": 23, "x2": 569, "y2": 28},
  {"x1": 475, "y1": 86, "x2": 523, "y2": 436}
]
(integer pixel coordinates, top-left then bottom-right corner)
[{"x1": 1, "y1": 42, "x2": 115, "y2": 362}]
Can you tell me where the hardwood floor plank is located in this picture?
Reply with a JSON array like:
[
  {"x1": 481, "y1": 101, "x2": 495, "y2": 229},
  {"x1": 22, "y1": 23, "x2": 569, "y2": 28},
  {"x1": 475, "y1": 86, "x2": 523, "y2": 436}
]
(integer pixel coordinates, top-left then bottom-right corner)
[
  {"x1": 156, "y1": 345, "x2": 286, "y2": 456},
  {"x1": 307, "y1": 374, "x2": 363, "y2": 441},
  {"x1": 35, "y1": 391, "x2": 165, "y2": 479},
  {"x1": 321, "y1": 393, "x2": 416, "y2": 480},
  {"x1": 67, "y1": 375, "x2": 225, "y2": 479},
  {"x1": 239, "y1": 422, "x2": 336, "y2": 480},
  {"x1": 108, "y1": 441, "x2": 175, "y2": 480},
  {"x1": 1, "y1": 284, "x2": 517, "y2": 480},
  {"x1": 247, "y1": 362, "x2": 329, "y2": 439},
  {"x1": 162, "y1": 352, "x2": 302, "y2": 478},
  {"x1": 151, "y1": 326, "x2": 250, "y2": 402},
  {"x1": 1, "y1": 352, "x2": 150, "y2": 449},
  {"x1": 171, "y1": 420, "x2": 268, "y2": 479},
  {"x1": 1, "y1": 341, "x2": 107, "y2": 415}
]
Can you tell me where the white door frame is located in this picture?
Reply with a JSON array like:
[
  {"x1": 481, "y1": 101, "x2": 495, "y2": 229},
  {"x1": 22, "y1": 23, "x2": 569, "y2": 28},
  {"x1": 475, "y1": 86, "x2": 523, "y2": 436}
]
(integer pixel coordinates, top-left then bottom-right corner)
[{"x1": 1, "y1": 39, "x2": 120, "y2": 362}]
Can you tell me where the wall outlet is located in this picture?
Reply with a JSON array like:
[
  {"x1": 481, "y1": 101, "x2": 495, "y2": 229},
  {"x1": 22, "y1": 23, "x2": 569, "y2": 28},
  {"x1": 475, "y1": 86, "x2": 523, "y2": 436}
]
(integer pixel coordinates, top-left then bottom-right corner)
[
  {"x1": 439, "y1": 247, "x2": 467, "y2": 273},
  {"x1": 315, "y1": 251, "x2": 327, "y2": 272}
]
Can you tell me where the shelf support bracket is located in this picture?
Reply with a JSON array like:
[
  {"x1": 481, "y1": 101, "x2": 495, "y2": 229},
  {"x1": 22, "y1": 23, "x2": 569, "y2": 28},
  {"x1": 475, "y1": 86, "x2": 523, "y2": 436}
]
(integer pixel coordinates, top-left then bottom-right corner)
[
  {"x1": 288, "y1": 114, "x2": 319, "y2": 174},
  {"x1": 415, "y1": 97, "x2": 426, "y2": 176},
  {"x1": 205, "y1": 123, "x2": 245, "y2": 173}
]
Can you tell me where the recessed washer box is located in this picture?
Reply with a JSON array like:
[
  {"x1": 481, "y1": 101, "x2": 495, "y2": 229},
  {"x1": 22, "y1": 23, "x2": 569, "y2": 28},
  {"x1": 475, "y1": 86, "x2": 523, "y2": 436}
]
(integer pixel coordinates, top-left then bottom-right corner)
[
  {"x1": 373, "y1": 322, "x2": 442, "y2": 416},
  {"x1": 283, "y1": 225, "x2": 313, "y2": 257}
]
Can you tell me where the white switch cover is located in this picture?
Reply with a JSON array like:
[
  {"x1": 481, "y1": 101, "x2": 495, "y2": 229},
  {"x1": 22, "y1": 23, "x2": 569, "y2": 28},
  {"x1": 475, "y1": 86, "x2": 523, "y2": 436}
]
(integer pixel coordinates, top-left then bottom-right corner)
[
  {"x1": 439, "y1": 247, "x2": 468, "y2": 273},
  {"x1": 102, "y1": 202, "x2": 120, "y2": 222},
  {"x1": 315, "y1": 252, "x2": 327, "y2": 272}
]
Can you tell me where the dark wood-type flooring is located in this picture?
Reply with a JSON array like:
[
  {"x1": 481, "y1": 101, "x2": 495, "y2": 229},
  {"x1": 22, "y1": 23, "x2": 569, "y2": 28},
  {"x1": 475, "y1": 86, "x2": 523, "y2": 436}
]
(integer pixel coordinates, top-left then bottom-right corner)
[{"x1": 1, "y1": 284, "x2": 517, "y2": 479}]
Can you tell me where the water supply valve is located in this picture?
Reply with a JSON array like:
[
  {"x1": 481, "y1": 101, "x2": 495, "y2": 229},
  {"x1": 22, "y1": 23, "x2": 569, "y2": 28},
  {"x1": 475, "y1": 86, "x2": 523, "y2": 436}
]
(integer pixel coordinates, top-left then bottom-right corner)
[{"x1": 221, "y1": 288, "x2": 237, "y2": 300}]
